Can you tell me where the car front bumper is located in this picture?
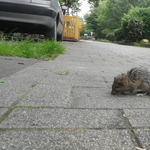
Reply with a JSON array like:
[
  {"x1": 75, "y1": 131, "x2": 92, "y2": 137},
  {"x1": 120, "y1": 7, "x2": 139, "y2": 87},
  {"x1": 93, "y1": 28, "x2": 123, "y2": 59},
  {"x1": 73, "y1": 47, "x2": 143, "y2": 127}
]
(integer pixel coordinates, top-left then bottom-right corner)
[{"x1": 0, "y1": 1, "x2": 57, "y2": 30}]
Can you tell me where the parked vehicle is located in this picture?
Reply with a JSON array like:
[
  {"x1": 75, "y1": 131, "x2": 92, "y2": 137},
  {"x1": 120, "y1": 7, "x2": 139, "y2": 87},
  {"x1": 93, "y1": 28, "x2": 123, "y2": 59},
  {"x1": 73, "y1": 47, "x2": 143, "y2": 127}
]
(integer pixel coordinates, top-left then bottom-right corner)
[{"x1": 0, "y1": 0, "x2": 65, "y2": 41}]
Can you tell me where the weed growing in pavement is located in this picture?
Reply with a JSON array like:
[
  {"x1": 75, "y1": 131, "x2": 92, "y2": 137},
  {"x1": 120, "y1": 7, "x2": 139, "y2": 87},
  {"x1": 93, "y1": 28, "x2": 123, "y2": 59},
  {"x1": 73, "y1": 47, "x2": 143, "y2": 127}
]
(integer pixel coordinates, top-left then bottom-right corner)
[
  {"x1": 32, "y1": 82, "x2": 39, "y2": 87},
  {"x1": 55, "y1": 71, "x2": 70, "y2": 75},
  {"x1": 102, "y1": 76, "x2": 108, "y2": 84},
  {"x1": 72, "y1": 86, "x2": 79, "y2": 90},
  {"x1": 0, "y1": 81, "x2": 4, "y2": 83},
  {"x1": 0, "y1": 38, "x2": 66, "y2": 60}
]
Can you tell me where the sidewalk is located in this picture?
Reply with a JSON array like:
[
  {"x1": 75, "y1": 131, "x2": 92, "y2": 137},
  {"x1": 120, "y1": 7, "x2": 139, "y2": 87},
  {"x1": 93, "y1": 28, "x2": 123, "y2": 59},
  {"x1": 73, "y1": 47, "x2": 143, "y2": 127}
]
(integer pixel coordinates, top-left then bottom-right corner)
[{"x1": 0, "y1": 41, "x2": 150, "y2": 150}]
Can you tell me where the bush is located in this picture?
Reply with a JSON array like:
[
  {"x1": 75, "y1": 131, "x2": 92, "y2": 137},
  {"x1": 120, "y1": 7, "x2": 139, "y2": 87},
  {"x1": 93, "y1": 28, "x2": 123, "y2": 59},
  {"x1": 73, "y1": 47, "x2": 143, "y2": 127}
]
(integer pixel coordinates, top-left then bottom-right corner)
[
  {"x1": 121, "y1": 7, "x2": 150, "y2": 42},
  {"x1": 105, "y1": 32, "x2": 115, "y2": 41},
  {"x1": 101, "y1": 29, "x2": 112, "y2": 38},
  {"x1": 114, "y1": 28, "x2": 124, "y2": 41}
]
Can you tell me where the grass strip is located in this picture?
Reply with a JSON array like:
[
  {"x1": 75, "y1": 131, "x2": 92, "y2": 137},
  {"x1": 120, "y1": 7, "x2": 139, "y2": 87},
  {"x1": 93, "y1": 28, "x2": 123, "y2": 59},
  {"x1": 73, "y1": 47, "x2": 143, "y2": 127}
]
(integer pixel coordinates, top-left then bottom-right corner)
[
  {"x1": 12, "y1": 89, "x2": 31, "y2": 106},
  {"x1": 0, "y1": 39, "x2": 66, "y2": 60},
  {"x1": 0, "y1": 107, "x2": 14, "y2": 124}
]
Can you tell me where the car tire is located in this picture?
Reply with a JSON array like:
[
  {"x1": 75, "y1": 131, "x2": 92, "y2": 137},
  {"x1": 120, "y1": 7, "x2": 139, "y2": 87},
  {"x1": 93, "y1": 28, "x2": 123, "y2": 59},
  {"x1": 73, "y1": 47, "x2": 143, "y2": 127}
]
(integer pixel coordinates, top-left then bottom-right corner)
[
  {"x1": 45, "y1": 21, "x2": 57, "y2": 41},
  {"x1": 57, "y1": 31, "x2": 63, "y2": 41}
]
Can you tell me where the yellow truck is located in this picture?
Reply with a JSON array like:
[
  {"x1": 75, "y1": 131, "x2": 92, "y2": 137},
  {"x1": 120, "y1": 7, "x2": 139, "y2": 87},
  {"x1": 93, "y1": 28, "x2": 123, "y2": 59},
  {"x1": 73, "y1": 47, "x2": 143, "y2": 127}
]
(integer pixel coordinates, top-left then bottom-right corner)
[{"x1": 63, "y1": 15, "x2": 82, "y2": 41}]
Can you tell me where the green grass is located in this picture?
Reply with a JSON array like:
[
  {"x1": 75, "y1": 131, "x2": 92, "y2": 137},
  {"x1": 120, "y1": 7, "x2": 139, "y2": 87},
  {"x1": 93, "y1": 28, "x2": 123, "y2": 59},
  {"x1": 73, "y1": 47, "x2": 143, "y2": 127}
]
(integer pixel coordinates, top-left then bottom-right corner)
[
  {"x1": 55, "y1": 71, "x2": 70, "y2": 75},
  {"x1": 72, "y1": 85, "x2": 79, "y2": 90},
  {"x1": 0, "y1": 38, "x2": 66, "y2": 60},
  {"x1": 32, "y1": 82, "x2": 39, "y2": 87},
  {"x1": 133, "y1": 42, "x2": 141, "y2": 46},
  {"x1": 95, "y1": 39, "x2": 109, "y2": 42}
]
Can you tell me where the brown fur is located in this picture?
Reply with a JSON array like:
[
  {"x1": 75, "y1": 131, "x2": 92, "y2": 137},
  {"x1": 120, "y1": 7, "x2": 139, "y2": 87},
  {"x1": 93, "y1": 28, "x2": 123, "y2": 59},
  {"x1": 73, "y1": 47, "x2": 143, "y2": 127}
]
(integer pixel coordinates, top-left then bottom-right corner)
[{"x1": 111, "y1": 73, "x2": 150, "y2": 95}]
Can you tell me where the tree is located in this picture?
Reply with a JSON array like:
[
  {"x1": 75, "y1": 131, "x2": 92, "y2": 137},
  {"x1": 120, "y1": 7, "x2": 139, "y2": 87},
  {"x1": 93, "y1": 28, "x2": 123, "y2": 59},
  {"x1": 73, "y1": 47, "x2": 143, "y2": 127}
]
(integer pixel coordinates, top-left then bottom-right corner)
[
  {"x1": 95, "y1": 0, "x2": 132, "y2": 38},
  {"x1": 84, "y1": 8, "x2": 101, "y2": 38},
  {"x1": 87, "y1": 0, "x2": 100, "y2": 7},
  {"x1": 59, "y1": 0, "x2": 81, "y2": 15},
  {"x1": 84, "y1": 0, "x2": 150, "y2": 40},
  {"x1": 121, "y1": 7, "x2": 150, "y2": 42},
  {"x1": 78, "y1": 16, "x2": 91, "y2": 36},
  {"x1": 129, "y1": 0, "x2": 150, "y2": 8}
]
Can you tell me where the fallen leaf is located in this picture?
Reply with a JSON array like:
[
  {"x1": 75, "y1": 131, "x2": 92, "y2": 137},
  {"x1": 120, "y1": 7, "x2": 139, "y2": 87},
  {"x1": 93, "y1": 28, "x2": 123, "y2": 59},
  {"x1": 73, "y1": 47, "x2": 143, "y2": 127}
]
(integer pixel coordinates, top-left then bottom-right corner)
[
  {"x1": 123, "y1": 114, "x2": 126, "y2": 118},
  {"x1": 135, "y1": 147, "x2": 146, "y2": 150},
  {"x1": 69, "y1": 128, "x2": 77, "y2": 131},
  {"x1": 134, "y1": 127, "x2": 138, "y2": 129},
  {"x1": 72, "y1": 128, "x2": 77, "y2": 130},
  {"x1": 133, "y1": 139, "x2": 137, "y2": 143}
]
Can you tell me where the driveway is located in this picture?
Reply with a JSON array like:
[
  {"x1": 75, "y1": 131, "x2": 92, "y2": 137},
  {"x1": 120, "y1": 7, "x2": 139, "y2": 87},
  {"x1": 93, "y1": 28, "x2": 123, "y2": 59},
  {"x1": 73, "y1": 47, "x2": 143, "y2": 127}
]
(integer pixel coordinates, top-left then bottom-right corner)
[{"x1": 0, "y1": 41, "x2": 150, "y2": 150}]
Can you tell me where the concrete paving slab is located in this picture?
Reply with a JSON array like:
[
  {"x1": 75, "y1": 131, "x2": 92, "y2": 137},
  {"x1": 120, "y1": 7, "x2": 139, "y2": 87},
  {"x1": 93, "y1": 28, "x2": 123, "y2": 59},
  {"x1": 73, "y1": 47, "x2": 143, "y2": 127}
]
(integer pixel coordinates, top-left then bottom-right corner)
[
  {"x1": 0, "y1": 130, "x2": 136, "y2": 150},
  {"x1": 0, "y1": 108, "x2": 126, "y2": 129},
  {"x1": 0, "y1": 56, "x2": 41, "y2": 80},
  {"x1": 72, "y1": 96, "x2": 150, "y2": 109},
  {"x1": 2, "y1": 62, "x2": 54, "y2": 84},
  {"x1": 41, "y1": 74, "x2": 110, "y2": 87},
  {"x1": 0, "y1": 83, "x2": 31, "y2": 107},
  {"x1": 71, "y1": 87, "x2": 150, "y2": 109},
  {"x1": 41, "y1": 74, "x2": 73, "y2": 85},
  {"x1": 124, "y1": 109, "x2": 150, "y2": 127},
  {"x1": 134, "y1": 129, "x2": 150, "y2": 150},
  {"x1": 17, "y1": 83, "x2": 71, "y2": 107},
  {"x1": 72, "y1": 87, "x2": 111, "y2": 97},
  {"x1": 0, "y1": 61, "x2": 58, "y2": 107},
  {"x1": 0, "y1": 108, "x2": 8, "y2": 117},
  {"x1": 71, "y1": 79, "x2": 108, "y2": 87},
  {"x1": 1, "y1": 41, "x2": 150, "y2": 149}
]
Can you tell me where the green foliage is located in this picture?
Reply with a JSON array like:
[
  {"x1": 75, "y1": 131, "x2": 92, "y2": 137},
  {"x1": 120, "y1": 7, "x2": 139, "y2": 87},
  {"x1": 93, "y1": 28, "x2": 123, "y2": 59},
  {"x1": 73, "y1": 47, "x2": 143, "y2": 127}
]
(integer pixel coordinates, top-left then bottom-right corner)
[
  {"x1": 101, "y1": 28, "x2": 112, "y2": 38},
  {"x1": 87, "y1": 0, "x2": 100, "y2": 7},
  {"x1": 97, "y1": 0, "x2": 131, "y2": 32},
  {"x1": 105, "y1": 32, "x2": 115, "y2": 41},
  {"x1": 84, "y1": 7, "x2": 101, "y2": 38},
  {"x1": 121, "y1": 7, "x2": 150, "y2": 42},
  {"x1": 78, "y1": 16, "x2": 91, "y2": 36},
  {"x1": 59, "y1": 0, "x2": 81, "y2": 15},
  {"x1": 55, "y1": 71, "x2": 70, "y2": 75},
  {"x1": 84, "y1": 0, "x2": 150, "y2": 42},
  {"x1": 129, "y1": 0, "x2": 150, "y2": 7},
  {"x1": 133, "y1": 42, "x2": 141, "y2": 46},
  {"x1": 80, "y1": 24, "x2": 91, "y2": 36},
  {"x1": 114, "y1": 28, "x2": 124, "y2": 41},
  {"x1": 0, "y1": 39, "x2": 66, "y2": 60}
]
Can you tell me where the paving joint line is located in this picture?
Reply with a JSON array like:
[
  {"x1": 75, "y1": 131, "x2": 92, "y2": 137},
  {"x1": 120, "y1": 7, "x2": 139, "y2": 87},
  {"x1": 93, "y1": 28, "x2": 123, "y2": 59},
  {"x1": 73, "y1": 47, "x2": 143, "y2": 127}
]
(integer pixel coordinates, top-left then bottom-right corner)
[
  {"x1": 67, "y1": 87, "x2": 74, "y2": 108},
  {"x1": 2, "y1": 107, "x2": 150, "y2": 110},
  {"x1": 0, "y1": 128, "x2": 129, "y2": 132},
  {"x1": 119, "y1": 109, "x2": 143, "y2": 148},
  {"x1": 0, "y1": 61, "x2": 41, "y2": 81},
  {"x1": 0, "y1": 66, "x2": 59, "y2": 124}
]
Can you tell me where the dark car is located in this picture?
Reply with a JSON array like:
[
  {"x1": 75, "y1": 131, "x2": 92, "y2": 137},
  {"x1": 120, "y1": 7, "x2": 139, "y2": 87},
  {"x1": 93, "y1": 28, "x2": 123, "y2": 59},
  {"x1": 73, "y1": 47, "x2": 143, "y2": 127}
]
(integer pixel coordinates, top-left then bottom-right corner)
[{"x1": 0, "y1": 0, "x2": 65, "y2": 41}]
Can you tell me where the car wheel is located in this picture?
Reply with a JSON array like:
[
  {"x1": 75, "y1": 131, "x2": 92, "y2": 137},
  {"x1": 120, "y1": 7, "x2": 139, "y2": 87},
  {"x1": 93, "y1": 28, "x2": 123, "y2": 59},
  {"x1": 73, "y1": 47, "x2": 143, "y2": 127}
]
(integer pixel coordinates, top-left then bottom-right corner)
[
  {"x1": 45, "y1": 21, "x2": 57, "y2": 41},
  {"x1": 57, "y1": 31, "x2": 63, "y2": 41}
]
